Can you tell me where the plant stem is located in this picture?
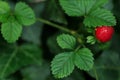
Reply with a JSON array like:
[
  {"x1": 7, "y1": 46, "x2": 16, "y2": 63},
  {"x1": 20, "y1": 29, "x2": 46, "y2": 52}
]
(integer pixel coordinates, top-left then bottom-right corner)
[
  {"x1": 93, "y1": 67, "x2": 99, "y2": 80},
  {"x1": 37, "y1": 18, "x2": 85, "y2": 46},
  {"x1": 37, "y1": 18, "x2": 71, "y2": 33},
  {"x1": 75, "y1": 46, "x2": 81, "y2": 52},
  {"x1": 1, "y1": 47, "x2": 18, "y2": 79}
]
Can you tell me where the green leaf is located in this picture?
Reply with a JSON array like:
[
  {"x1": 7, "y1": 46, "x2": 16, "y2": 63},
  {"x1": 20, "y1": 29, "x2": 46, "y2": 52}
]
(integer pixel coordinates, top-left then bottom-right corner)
[
  {"x1": 57, "y1": 34, "x2": 76, "y2": 49},
  {"x1": 84, "y1": 8, "x2": 116, "y2": 27},
  {"x1": 59, "y1": 0, "x2": 96, "y2": 16},
  {"x1": 51, "y1": 52, "x2": 74, "y2": 78},
  {"x1": 21, "y1": 62, "x2": 50, "y2": 80},
  {"x1": 44, "y1": 0, "x2": 67, "y2": 24},
  {"x1": 92, "y1": 0, "x2": 108, "y2": 10},
  {"x1": 0, "y1": 1, "x2": 10, "y2": 22},
  {"x1": 75, "y1": 48, "x2": 94, "y2": 71},
  {"x1": 1, "y1": 16, "x2": 22, "y2": 43},
  {"x1": 15, "y1": 2, "x2": 35, "y2": 26},
  {"x1": 0, "y1": 44, "x2": 42, "y2": 79},
  {"x1": 20, "y1": 44, "x2": 43, "y2": 65},
  {"x1": 88, "y1": 50, "x2": 120, "y2": 80},
  {"x1": 86, "y1": 36, "x2": 96, "y2": 44}
]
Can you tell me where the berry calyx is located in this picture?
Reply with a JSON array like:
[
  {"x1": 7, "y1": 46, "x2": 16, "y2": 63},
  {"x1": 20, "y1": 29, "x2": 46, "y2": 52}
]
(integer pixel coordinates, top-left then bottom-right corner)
[{"x1": 95, "y1": 26, "x2": 114, "y2": 43}]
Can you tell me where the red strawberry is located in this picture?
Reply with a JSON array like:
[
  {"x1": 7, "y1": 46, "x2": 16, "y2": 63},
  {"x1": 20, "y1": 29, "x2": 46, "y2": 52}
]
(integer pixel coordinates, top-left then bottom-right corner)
[{"x1": 95, "y1": 26, "x2": 114, "y2": 43}]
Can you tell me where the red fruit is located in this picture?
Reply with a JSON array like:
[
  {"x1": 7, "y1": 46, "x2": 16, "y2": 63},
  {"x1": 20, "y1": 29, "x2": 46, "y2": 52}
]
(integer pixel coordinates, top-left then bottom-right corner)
[{"x1": 95, "y1": 26, "x2": 114, "y2": 43}]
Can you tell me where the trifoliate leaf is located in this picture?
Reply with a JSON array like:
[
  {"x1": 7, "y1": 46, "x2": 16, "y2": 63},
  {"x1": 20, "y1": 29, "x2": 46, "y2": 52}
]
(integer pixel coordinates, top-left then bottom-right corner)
[
  {"x1": 84, "y1": 8, "x2": 116, "y2": 27},
  {"x1": 0, "y1": 1, "x2": 10, "y2": 22},
  {"x1": 57, "y1": 34, "x2": 76, "y2": 49},
  {"x1": 15, "y1": 2, "x2": 35, "y2": 26},
  {"x1": 59, "y1": 0, "x2": 96, "y2": 16},
  {"x1": 51, "y1": 52, "x2": 74, "y2": 78},
  {"x1": 75, "y1": 48, "x2": 94, "y2": 71},
  {"x1": 1, "y1": 16, "x2": 22, "y2": 43}
]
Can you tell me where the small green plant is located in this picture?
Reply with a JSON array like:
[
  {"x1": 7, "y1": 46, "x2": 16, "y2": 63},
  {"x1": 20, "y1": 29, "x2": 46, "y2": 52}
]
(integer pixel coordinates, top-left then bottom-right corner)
[
  {"x1": 0, "y1": 1, "x2": 35, "y2": 43},
  {"x1": 50, "y1": 0, "x2": 116, "y2": 78},
  {"x1": 51, "y1": 34, "x2": 94, "y2": 78}
]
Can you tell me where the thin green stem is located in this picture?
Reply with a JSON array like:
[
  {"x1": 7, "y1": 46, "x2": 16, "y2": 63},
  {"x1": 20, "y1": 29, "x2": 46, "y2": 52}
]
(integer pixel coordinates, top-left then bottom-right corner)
[
  {"x1": 75, "y1": 46, "x2": 81, "y2": 52},
  {"x1": 93, "y1": 67, "x2": 99, "y2": 80},
  {"x1": 1, "y1": 47, "x2": 18, "y2": 78},
  {"x1": 37, "y1": 18, "x2": 85, "y2": 47},
  {"x1": 37, "y1": 18, "x2": 71, "y2": 33}
]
